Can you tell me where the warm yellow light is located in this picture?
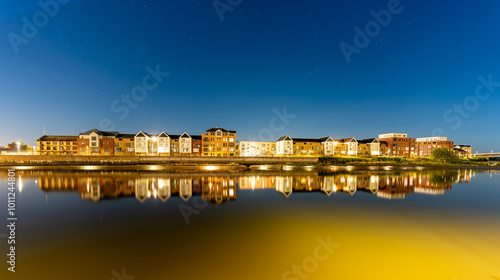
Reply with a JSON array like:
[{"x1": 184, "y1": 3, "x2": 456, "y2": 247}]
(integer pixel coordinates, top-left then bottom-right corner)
[
  {"x1": 205, "y1": 165, "x2": 217, "y2": 171},
  {"x1": 151, "y1": 137, "x2": 157, "y2": 141}
]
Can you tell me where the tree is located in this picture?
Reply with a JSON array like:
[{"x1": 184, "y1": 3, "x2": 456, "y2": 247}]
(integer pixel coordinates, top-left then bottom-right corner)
[
  {"x1": 430, "y1": 148, "x2": 459, "y2": 163},
  {"x1": 6, "y1": 141, "x2": 32, "y2": 152}
]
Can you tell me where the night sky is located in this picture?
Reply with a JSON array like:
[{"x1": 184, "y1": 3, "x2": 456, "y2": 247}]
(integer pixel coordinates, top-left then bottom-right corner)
[{"x1": 1, "y1": 0, "x2": 499, "y2": 152}]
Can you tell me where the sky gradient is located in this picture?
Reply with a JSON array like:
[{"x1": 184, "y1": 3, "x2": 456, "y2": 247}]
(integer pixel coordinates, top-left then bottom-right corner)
[{"x1": 1, "y1": 0, "x2": 499, "y2": 152}]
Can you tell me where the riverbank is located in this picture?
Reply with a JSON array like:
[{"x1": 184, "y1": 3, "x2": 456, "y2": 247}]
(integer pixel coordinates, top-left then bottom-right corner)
[{"x1": 0, "y1": 155, "x2": 497, "y2": 171}]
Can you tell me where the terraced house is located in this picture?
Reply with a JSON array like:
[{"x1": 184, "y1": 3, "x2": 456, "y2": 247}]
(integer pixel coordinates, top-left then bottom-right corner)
[{"x1": 36, "y1": 128, "x2": 469, "y2": 158}]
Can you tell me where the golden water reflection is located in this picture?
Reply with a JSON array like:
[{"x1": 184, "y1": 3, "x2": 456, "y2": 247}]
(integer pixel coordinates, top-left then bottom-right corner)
[{"x1": 34, "y1": 169, "x2": 474, "y2": 203}]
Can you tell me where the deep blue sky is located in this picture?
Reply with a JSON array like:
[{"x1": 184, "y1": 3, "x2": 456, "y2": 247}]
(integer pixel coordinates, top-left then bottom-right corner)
[{"x1": 1, "y1": 0, "x2": 499, "y2": 152}]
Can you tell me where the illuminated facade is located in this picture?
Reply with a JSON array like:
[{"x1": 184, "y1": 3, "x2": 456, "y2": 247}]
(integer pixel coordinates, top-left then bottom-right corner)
[
  {"x1": 239, "y1": 141, "x2": 276, "y2": 156},
  {"x1": 77, "y1": 129, "x2": 118, "y2": 156},
  {"x1": 201, "y1": 127, "x2": 237, "y2": 157},
  {"x1": 357, "y1": 138, "x2": 380, "y2": 156},
  {"x1": 377, "y1": 133, "x2": 416, "y2": 157},
  {"x1": 37, "y1": 128, "x2": 469, "y2": 158},
  {"x1": 416, "y1": 137, "x2": 454, "y2": 157},
  {"x1": 37, "y1": 135, "x2": 78, "y2": 155}
]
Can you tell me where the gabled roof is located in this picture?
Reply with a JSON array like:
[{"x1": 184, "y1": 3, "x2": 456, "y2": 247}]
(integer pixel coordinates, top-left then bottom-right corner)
[
  {"x1": 455, "y1": 144, "x2": 471, "y2": 147},
  {"x1": 135, "y1": 131, "x2": 150, "y2": 138},
  {"x1": 116, "y1": 134, "x2": 135, "y2": 139},
  {"x1": 79, "y1": 129, "x2": 119, "y2": 137},
  {"x1": 277, "y1": 135, "x2": 292, "y2": 141},
  {"x1": 158, "y1": 132, "x2": 169, "y2": 138},
  {"x1": 180, "y1": 132, "x2": 191, "y2": 138},
  {"x1": 358, "y1": 138, "x2": 379, "y2": 144},
  {"x1": 379, "y1": 141, "x2": 389, "y2": 146},
  {"x1": 205, "y1": 127, "x2": 236, "y2": 133},
  {"x1": 341, "y1": 137, "x2": 357, "y2": 143},
  {"x1": 37, "y1": 135, "x2": 78, "y2": 141},
  {"x1": 319, "y1": 136, "x2": 333, "y2": 142}
]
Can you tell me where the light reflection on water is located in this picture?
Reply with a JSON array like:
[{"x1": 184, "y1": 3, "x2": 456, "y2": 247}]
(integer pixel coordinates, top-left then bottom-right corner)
[{"x1": 0, "y1": 169, "x2": 499, "y2": 280}]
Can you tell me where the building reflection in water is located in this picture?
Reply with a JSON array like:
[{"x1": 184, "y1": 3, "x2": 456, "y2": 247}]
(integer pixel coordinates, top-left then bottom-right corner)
[{"x1": 35, "y1": 169, "x2": 474, "y2": 203}]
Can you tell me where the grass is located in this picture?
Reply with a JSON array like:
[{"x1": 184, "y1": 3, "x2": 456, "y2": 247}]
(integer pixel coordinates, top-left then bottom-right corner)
[{"x1": 316, "y1": 156, "x2": 490, "y2": 167}]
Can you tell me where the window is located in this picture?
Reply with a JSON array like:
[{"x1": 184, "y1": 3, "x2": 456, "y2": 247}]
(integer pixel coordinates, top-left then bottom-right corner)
[
  {"x1": 79, "y1": 147, "x2": 85, "y2": 152},
  {"x1": 104, "y1": 147, "x2": 110, "y2": 152},
  {"x1": 91, "y1": 136, "x2": 97, "y2": 141}
]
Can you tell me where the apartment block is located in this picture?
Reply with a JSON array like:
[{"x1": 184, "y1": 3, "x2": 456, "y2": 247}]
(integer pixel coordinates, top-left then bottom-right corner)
[
  {"x1": 77, "y1": 129, "x2": 119, "y2": 155},
  {"x1": 201, "y1": 128, "x2": 236, "y2": 156},
  {"x1": 276, "y1": 135, "x2": 294, "y2": 156},
  {"x1": 292, "y1": 138, "x2": 324, "y2": 156},
  {"x1": 377, "y1": 133, "x2": 416, "y2": 157},
  {"x1": 332, "y1": 137, "x2": 358, "y2": 156},
  {"x1": 416, "y1": 137, "x2": 454, "y2": 157},
  {"x1": 37, "y1": 135, "x2": 78, "y2": 155},
  {"x1": 357, "y1": 138, "x2": 381, "y2": 156},
  {"x1": 239, "y1": 141, "x2": 276, "y2": 156},
  {"x1": 276, "y1": 135, "x2": 335, "y2": 156},
  {"x1": 114, "y1": 134, "x2": 135, "y2": 156},
  {"x1": 320, "y1": 137, "x2": 335, "y2": 156}
]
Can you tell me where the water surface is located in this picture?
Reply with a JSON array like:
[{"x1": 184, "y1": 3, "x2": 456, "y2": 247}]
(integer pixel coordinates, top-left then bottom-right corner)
[{"x1": 0, "y1": 169, "x2": 499, "y2": 280}]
